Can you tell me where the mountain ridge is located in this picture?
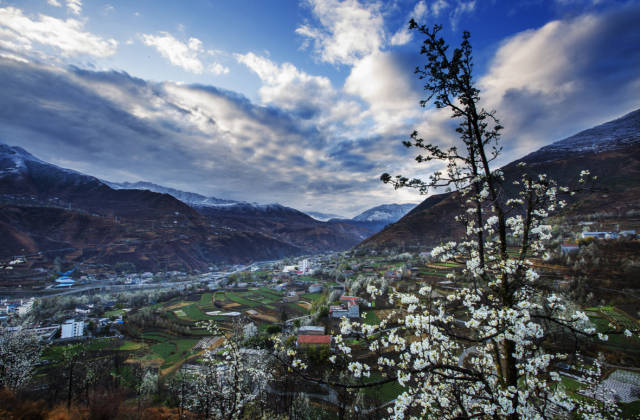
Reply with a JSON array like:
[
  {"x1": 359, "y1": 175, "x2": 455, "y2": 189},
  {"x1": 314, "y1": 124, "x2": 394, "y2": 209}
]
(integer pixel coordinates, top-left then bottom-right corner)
[{"x1": 359, "y1": 108, "x2": 640, "y2": 251}]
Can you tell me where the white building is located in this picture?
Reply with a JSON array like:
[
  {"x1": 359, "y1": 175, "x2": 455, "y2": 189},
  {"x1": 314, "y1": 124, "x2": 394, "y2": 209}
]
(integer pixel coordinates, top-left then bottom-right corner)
[
  {"x1": 18, "y1": 298, "x2": 34, "y2": 316},
  {"x1": 300, "y1": 259, "x2": 310, "y2": 273},
  {"x1": 61, "y1": 319, "x2": 84, "y2": 339}
]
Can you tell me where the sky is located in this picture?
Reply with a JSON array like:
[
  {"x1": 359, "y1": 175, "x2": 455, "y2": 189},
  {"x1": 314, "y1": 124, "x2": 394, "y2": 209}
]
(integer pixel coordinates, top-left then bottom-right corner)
[{"x1": 0, "y1": 0, "x2": 639, "y2": 217}]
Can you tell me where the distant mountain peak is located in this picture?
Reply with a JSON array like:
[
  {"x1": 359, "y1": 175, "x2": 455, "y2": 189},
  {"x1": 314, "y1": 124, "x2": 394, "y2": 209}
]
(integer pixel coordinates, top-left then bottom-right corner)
[
  {"x1": 306, "y1": 211, "x2": 344, "y2": 221},
  {"x1": 104, "y1": 180, "x2": 238, "y2": 207},
  {"x1": 353, "y1": 203, "x2": 416, "y2": 223},
  {"x1": 0, "y1": 143, "x2": 47, "y2": 174}
]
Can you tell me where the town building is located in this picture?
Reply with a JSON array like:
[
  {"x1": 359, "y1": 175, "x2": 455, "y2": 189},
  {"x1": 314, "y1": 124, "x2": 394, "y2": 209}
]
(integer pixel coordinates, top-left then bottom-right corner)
[
  {"x1": 308, "y1": 283, "x2": 323, "y2": 293},
  {"x1": 561, "y1": 243, "x2": 579, "y2": 254},
  {"x1": 297, "y1": 335, "x2": 331, "y2": 347},
  {"x1": 61, "y1": 319, "x2": 84, "y2": 339},
  {"x1": 17, "y1": 298, "x2": 34, "y2": 316},
  {"x1": 298, "y1": 325, "x2": 326, "y2": 335},
  {"x1": 329, "y1": 300, "x2": 360, "y2": 319}
]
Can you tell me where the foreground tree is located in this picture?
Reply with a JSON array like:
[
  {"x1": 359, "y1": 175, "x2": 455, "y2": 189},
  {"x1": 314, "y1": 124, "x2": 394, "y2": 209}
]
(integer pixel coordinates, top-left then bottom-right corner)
[
  {"x1": 172, "y1": 322, "x2": 272, "y2": 420},
  {"x1": 284, "y1": 23, "x2": 637, "y2": 419}
]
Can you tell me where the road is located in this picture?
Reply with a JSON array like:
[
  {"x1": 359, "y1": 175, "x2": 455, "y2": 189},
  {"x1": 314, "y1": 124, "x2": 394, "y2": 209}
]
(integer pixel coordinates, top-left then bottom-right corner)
[{"x1": 0, "y1": 264, "x2": 249, "y2": 298}]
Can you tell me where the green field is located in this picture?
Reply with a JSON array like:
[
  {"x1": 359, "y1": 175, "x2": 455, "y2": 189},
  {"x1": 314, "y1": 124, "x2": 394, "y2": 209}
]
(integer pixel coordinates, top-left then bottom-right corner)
[
  {"x1": 301, "y1": 292, "x2": 324, "y2": 303},
  {"x1": 362, "y1": 373, "x2": 405, "y2": 403},
  {"x1": 149, "y1": 337, "x2": 199, "y2": 369},
  {"x1": 225, "y1": 292, "x2": 261, "y2": 307},
  {"x1": 361, "y1": 310, "x2": 380, "y2": 326}
]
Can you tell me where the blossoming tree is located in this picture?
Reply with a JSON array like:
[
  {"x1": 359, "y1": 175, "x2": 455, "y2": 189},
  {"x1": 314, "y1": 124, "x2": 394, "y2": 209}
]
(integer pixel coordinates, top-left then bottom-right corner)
[
  {"x1": 282, "y1": 23, "x2": 636, "y2": 419},
  {"x1": 0, "y1": 329, "x2": 42, "y2": 392},
  {"x1": 172, "y1": 321, "x2": 272, "y2": 420}
]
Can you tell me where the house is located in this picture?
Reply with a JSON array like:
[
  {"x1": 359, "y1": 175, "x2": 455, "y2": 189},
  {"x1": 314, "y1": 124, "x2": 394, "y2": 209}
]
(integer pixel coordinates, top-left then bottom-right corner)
[
  {"x1": 308, "y1": 283, "x2": 323, "y2": 294},
  {"x1": 560, "y1": 243, "x2": 579, "y2": 254},
  {"x1": 297, "y1": 335, "x2": 331, "y2": 347},
  {"x1": 17, "y1": 298, "x2": 34, "y2": 316},
  {"x1": 582, "y1": 231, "x2": 618, "y2": 240},
  {"x1": 330, "y1": 305, "x2": 348, "y2": 318},
  {"x1": 298, "y1": 325, "x2": 325, "y2": 335},
  {"x1": 347, "y1": 301, "x2": 359, "y2": 318},
  {"x1": 75, "y1": 304, "x2": 92, "y2": 315},
  {"x1": 283, "y1": 265, "x2": 297, "y2": 273},
  {"x1": 61, "y1": 319, "x2": 84, "y2": 339},
  {"x1": 330, "y1": 301, "x2": 360, "y2": 319},
  {"x1": 340, "y1": 296, "x2": 359, "y2": 304},
  {"x1": 283, "y1": 291, "x2": 299, "y2": 303}
]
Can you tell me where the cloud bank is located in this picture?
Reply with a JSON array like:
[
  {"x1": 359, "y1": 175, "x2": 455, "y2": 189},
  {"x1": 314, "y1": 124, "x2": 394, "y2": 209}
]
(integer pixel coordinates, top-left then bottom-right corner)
[{"x1": 0, "y1": 1, "x2": 639, "y2": 216}]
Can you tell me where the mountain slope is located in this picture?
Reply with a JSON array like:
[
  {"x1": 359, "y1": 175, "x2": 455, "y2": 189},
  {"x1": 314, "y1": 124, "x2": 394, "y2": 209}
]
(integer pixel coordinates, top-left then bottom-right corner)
[
  {"x1": 360, "y1": 108, "x2": 640, "y2": 251},
  {"x1": 105, "y1": 179, "x2": 372, "y2": 253},
  {"x1": 0, "y1": 144, "x2": 305, "y2": 270},
  {"x1": 0, "y1": 144, "x2": 370, "y2": 272}
]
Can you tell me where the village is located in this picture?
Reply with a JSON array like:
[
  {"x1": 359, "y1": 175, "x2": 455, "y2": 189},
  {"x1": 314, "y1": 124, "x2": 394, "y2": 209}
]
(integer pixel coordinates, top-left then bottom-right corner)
[{"x1": 1, "y1": 220, "x2": 640, "y2": 415}]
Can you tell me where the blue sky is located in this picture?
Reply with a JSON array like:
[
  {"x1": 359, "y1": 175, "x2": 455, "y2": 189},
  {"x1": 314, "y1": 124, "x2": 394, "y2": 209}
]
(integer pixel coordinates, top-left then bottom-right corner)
[{"x1": 0, "y1": 0, "x2": 639, "y2": 216}]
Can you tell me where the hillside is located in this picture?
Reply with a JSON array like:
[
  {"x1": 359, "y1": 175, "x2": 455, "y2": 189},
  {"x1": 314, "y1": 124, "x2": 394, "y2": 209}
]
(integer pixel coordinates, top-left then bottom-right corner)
[
  {"x1": 359, "y1": 108, "x2": 640, "y2": 251},
  {"x1": 0, "y1": 145, "x2": 306, "y2": 271},
  {"x1": 105, "y1": 180, "x2": 372, "y2": 253},
  {"x1": 0, "y1": 144, "x2": 372, "y2": 273}
]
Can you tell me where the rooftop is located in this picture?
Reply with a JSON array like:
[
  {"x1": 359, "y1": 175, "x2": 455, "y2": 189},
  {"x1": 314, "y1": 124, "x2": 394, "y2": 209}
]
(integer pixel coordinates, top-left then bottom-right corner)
[{"x1": 297, "y1": 335, "x2": 331, "y2": 345}]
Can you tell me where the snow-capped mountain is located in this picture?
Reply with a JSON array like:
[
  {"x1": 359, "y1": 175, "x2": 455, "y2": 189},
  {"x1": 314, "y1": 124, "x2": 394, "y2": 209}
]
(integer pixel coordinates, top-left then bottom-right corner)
[
  {"x1": 306, "y1": 211, "x2": 345, "y2": 221},
  {"x1": 104, "y1": 180, "x2": 373, "y2": 249},
  {"x1": 523, "y1": 108, "x2": 640, "y2": 162},
  {"x1": 352, "y1": 203, "x2": 416, "y2": 223},
  {"x1": 104, "y1": 180, "x2": 238, "y2": 207},
  {"x1": 0, "y1": 144, "x2": 47, "y2": 174},
  {"x1": 0, "y1": 143, "x2": 102, "y2": 189}
]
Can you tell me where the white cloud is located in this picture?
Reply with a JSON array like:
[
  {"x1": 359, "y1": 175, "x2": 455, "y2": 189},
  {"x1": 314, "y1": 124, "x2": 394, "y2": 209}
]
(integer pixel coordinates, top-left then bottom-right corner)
[
  {"x1": 47, "y1": 0, "x2": 62, "y2": 7},
  {"x1": 389, "y1": 28, "x2": 412, "y2": 46},
  {"x1": 390, "y1": 0, "x2": 429, "y2": 46},
  {"x1": 236, "y1": 51, "x2": 368, "y2": 137},
  {"x1": 208, "y1": 62, "x2": 229, "y2": 75},
  {"x1": 450, "y1": 1, "x2": 475, "y2": 29},
  {"x1": 0, "y1": 7, "x2": 117, "y2": 57},
  {"x1": 416, "y1": 6, "x2": 640, "y2": 162},
  {"x1": 432, "y1": 0, "x2": 449, "y2": 16},
  {"x1": 296, "y1": 0, "x2": 385, "y2": 65},
  {"x1": 235, "y1": 51, "x2": 334, "y2": 111},
  {"x1": 141, "y1": 32, "x2": 229, "y2": 75},
  {"x1": 142, "y1": 33, "x2": 204, "y2": 73},
  {"x1": 344, "y1": 51, "x2": 420, "y2": 134},
  {"x1": 66, "y1": 0, "x2": 82, "y2": 16}
]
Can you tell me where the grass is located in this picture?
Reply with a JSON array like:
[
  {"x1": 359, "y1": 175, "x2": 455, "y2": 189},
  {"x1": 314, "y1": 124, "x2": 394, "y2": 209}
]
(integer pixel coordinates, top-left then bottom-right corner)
[
  {"x1": 181, "y1": 304, "x2": 210, "y2": 321},
  {"x1": 588, "y1": 316, "x2": 640, "y2": 352},
  {"x1": 149, "y1": 337, "x2": 199, "y2": 369},
  {"x1": 258, "y1": 287, "x2": 283, "y2": 297},
  {"x1": 287, "y1": 302, "x2": 308, "y2": 314},
  {"x1": 199, "y1": 293, "x2": 213, "y2": 306},
  {"x1": 301, "y1": 292, "x2": 324, "y2": 303},
  {"x1": 560, "y1": 376, "x2": 584, "y2": 394},
  {"x1": 362, "y1": 373, "x2": 405, "y2": 403},
  {"x1": 225, "y1": 292, "x2": 260, "y2": 307},
  {"x1": 621, "y1": 400, "x2": 640, "y2": 418},
  {"x1": 104, "y1": 309, "x2": 124, "y2": 318},
  {"x1": 119, "y1": 341, "x2": 146, "y2": 351},
  {"x1": 361, "y1": 310, "x2": 380, "y2": 326}
]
